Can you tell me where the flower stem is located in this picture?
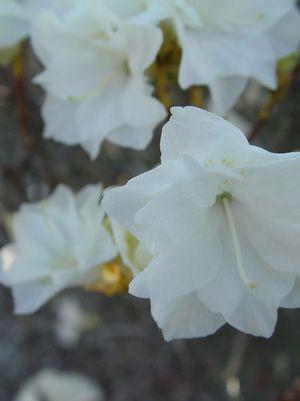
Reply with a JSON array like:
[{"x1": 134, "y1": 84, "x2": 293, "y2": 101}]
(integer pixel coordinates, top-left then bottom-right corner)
[{"x1": 222, "y1": 198, "x2": 256, "y2": 290}]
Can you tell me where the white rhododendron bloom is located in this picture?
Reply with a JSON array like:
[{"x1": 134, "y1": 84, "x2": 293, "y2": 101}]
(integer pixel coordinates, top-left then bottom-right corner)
[
  {"x1": 103, "y1": 106, "x2": 300, "y2": 340},
  {"x1": 0, "y1": 184, "x2": 117, "y2": 313},
  {"x1": 31, "y1": 0, "x2": 166, "y2": 158},
  {"x1": 14, "y1": 369, "x2": 103, "y2": 401},
  {"x1": 148, "y1": 0, "x2": 300, "y2": 114}
]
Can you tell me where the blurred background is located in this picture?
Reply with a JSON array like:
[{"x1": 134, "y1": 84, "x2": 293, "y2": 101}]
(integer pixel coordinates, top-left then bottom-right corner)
[{"x1": 0, "y1": 44, "x2": 300, "y2": 401}]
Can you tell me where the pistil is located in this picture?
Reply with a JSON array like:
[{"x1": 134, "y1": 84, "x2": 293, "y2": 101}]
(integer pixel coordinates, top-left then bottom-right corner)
[{"x1": 222, "y1": 197, "x2": 257, "y2": 290}]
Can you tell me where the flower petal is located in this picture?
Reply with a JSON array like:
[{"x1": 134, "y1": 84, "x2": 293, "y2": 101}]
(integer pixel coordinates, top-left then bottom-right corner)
[
  {"x1": 12, "y1": 282, "x2": 62, "y2": 314},
  {"x1": 151, "y1": 292, "x2": 225, "y2": 341},
  {"x1": 161, "y1": 107, "x2": 249, "y2": 163},
  {"x1": 228, "y1": 294, "x2": 278, "y2": 338}
]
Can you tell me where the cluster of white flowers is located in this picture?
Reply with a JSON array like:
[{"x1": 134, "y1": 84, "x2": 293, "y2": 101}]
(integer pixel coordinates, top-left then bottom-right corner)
[
  {"x1": 0, "y1": 0, "x2": 299, "y2": 156},
  {"x1": 0, "y1": 0, "x2": 300, "y2": 343}
]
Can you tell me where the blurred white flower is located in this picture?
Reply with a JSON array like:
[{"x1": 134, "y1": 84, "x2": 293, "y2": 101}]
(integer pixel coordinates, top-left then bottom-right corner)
[
  {"x1": 0, "y1": 184, "x2": 117, "y2": 313},
  {"x1": 54, "y1": 296, "x2": 98, "y2": 348},
  {"x1": 152, "y1": 0, "x2": 300, "y2": 114},
  {"x1": 14, "y1": 369, "x2": 103, "y2": 401},
  {"x1": 31, "y1": 0, "x2": 166, "y2": 158},
  {"x1": 103, "y1": 106, "x2": 300, "y2": 340}
]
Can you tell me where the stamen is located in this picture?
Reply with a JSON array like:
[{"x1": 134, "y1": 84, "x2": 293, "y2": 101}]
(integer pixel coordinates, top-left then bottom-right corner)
[{"x1": 222, "y1": 197, "x2": 257, "y2": 290}]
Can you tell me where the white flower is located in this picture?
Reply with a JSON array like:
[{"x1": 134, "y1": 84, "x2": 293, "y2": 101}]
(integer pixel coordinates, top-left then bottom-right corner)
[
  {"x1": 31, "y1": 0, "x2": 166, "y2": 158},
  {"x1": 152, "y1": 0, "x2": 300, "y2": 114},
  {"x1": 0, "y1": 184, "x2": 117, "y2": 313},
  {"x1": 102, "y1": 106, "x2": 300, "y2": 340},
  {"x1": 14, "y1": 369, "x2": 103, "y2": 401}
]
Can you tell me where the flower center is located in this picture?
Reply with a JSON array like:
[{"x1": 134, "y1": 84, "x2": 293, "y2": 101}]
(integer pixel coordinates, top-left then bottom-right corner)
[{"x1": 220, "y1": 193, "x2": 256, "y2": 290}]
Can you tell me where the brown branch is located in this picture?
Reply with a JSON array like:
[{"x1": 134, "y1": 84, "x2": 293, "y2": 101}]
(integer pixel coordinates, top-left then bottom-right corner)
[
  {"x1": 248, "y1": 62, "x2": 300, "y2": 144},
  {"x1": 11, "y1": 43, "x2": 34, "y2": 152}
]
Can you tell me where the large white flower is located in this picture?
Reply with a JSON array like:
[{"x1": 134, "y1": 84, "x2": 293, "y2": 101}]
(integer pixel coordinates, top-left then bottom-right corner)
[
  {"x1": 14, "y1": 369, "x2": 103, "y2": 401},
  {"x1": 102, "y1": 106, "x2": 300, "y2": 340},
  {"x1": 150, "y1": 0, "x2": 300, "y2": 114},
  {"x1": 0, "y1": 184, "x2": 117, "y2": 313},
  {"x1": 31, "y1": 0, "x2": 166, "y2": 158}
]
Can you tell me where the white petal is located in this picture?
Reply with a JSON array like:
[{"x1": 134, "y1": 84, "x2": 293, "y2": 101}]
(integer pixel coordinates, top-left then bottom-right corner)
[
  {"x1": 13, "y1": 282, "x2": 62, "y2": 314},
  {"x1": 281, "y1": 277, "x2": 300, "y2": 308},
  {"x1": 75, "y1": 184, "x2": 103, "y2": 217},
  {"x1": 178, "y1": 28, "x2": 277, "y2": 90},
  {"x1": 0, "y1": 1, "x2": 28, "y2": 47},
  {"x1": 121, "y1": 76, "x2": 166, "y2": 128},
  {"x1": 75, "y1": 76, "x2": 126, "y2": 143},
  {"x1": 161, "y1": 107, "x2": 249, "y2": 163},
  {"x1": 198, "y1": 0, "x2": 295, "y2": 34},
  {"x1": 81, "y1": 138, "x2": 102, "y2": 160},
  {"x1": 108, "y1": 125, "x2": 154, "y2": 150},
  {"x1": 102, "y1": 160, "x2": 186, "y2": 233},
  {"x1": 42, "y1": 95, "x2": 83, "y2": 144},
  {"x1": 120, "y1": 22, "x2": 163, "y2": 74},
  {"x1": 110, "y1": 220, "x2": 151, "y2": 276},
  {"x1": 237, "y1": 157, "x2": 300, "y2": 217},
  {"x1": 238, "y1": 210, "x2": 300, "y2": 275},
  {"x1": 235, "y1": 159, "x2": 300, "y2": 274},
  {"x1": 0, "y1": 18, "x2": 28, "y2": 47},
  {"x1": 131, "y1": 229, "x2": 222, "y2": 302},
  {"x1": 134, "y1": 181, "x2": 221, "y2": 242},
  {"x1": 74, "y1": 221, "x2": 117, "y2": 274},
  {"x1": 197, "y1": 233, "x2": 245, "y2": 319},
  {"x1": 209, "y1": 76, "x2": 248, "y2": 116},
  {"x1": 228, "y1": 293, "x2": 278, "y2": 338},
  {"x1": 151, "y1": 292, "x2": 225, "y2": 341},
  {"x1": 128, "y1": 266, "x2": 150, "y2": 298},
  {"x1": 198, "y1": 202, "x2": 294, "y2": 318},
  {"x1": 269, "y1": 8, "x2": 300, "y2": 57},
  {"x1": 31, "y1": 11, "x2": 78, "y2": 65}
]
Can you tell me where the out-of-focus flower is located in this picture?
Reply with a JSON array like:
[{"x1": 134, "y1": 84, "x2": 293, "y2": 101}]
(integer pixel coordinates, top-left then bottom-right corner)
[
  {"x1": 54, "y1": 296, "x2": 100, "y2": 347},
  {"x1": 103, "y1": 106, "x2": 300, "y2": 340},
  {"x1": 14, "y1": 369, "x2": 103, "y2": 401},
  {"x1": 0, "y1": 184, "x2": 117, "y2": 313},
  {"x1": 141, "y1": 0, "x2": 300, "y2": 114},
  {"x1": 31, "y1": 0, "x2": 166, "y2": 158}
]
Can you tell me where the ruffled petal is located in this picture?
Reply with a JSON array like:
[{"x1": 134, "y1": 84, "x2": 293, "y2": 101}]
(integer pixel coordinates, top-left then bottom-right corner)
[{"x1": 151, "y1": 292, "x2": 225, "y2": 341}]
